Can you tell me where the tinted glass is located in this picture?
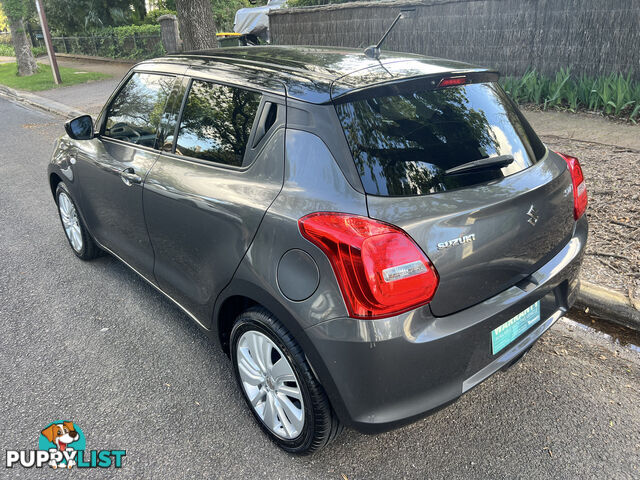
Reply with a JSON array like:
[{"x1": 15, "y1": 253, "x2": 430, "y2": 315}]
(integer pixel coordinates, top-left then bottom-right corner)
[
  {"x1": 335, "y1": 82, "x2": 547, "y2": 196},
  {"x1": 104, "y1": 73, "x2": 175, "y2": 148},
  {"x1": 175, "y1": 80, "x2": 261, "y2": 166}
]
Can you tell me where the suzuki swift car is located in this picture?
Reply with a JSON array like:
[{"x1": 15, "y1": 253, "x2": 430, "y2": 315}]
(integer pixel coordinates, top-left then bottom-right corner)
[{"x1": 48, "y1": 46, "x2": 588, "y2": 454}]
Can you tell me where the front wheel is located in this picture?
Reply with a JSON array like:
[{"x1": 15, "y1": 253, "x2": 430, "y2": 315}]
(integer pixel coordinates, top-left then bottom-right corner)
[
  {"x1": 55, "y1": 183, "x2": 99, "y2": 260},
  {"x1": 230, "y1": 307, "x2": 342, "y2": 454}
]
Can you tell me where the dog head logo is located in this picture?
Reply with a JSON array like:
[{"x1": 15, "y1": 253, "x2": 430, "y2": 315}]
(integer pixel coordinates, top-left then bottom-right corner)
[
  {"x1": 40, "y1": 422, "x2": 80, "y2": 452},
  {"x1": 38, "y1": 421, "x2": 85, "y2": 469}
]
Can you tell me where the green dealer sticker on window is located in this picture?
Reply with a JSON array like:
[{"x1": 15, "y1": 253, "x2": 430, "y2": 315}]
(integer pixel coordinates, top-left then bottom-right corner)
[{"x1": 491, "y1": 301, "x2": 541, "y2": 355}]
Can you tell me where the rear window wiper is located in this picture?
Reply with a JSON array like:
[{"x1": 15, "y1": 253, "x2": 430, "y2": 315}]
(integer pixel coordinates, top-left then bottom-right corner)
[{"x1": 445, "y1": 154, "x2": 514, "y2": 175}]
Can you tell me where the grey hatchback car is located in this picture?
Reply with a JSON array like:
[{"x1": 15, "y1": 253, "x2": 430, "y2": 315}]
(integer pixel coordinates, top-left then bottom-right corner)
[{"x1": 48, "y1": 46, "x2": 588, "y2": 453}]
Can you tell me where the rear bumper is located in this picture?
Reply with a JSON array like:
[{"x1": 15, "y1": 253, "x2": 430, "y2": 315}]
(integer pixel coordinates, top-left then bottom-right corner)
[{"x1": 305, "y1": 217, "x2": 587, "y2": 433}]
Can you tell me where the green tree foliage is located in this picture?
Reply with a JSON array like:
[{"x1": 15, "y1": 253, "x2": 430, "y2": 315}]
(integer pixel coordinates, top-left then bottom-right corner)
[
  {"x1": 43, "y1": 0, "x2": 142, "y2": 34},
  {"x1": 0, "y1": 5, "x2": 9, "y2": 31},
  {"x1": 0, "y1": 0, "x2": 32, "y2": 20},
  {"x1": 43, "y1": 0, "x2": 268, "y2": 35}
]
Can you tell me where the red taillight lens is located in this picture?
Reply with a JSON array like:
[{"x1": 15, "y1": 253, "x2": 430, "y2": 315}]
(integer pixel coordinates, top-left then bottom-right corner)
[
  {"x1": 298, "y1": 212, "x2": 439, "y2": 319},
  {"x1": 438, "y1": 76, "x2": 467, "y2": 87},
  {"x1": 557, "y1": 152, "x2": 588, "y2": 220}
]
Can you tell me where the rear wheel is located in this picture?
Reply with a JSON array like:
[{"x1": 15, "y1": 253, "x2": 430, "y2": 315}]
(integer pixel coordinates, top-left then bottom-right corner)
[
  {"x1": 55, "y1": 183, "x2": 99, "y2": 260},
  {"x1": 230, "y1": 307, "x2": 342, "y2": 454}
]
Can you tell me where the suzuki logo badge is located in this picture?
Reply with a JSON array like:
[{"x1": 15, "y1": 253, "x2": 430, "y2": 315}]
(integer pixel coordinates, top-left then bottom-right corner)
[{"x1": 526, "y1": 205, "x2": 539, "y2": 226}]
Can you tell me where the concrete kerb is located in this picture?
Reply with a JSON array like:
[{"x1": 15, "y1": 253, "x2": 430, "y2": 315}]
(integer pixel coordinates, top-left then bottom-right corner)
[
  {"x1": 0, "y1": 84, "x2": 87, "y2": 119},
  {"x1": 575, "y1": 281, "x2": 640, "y2": 331}
]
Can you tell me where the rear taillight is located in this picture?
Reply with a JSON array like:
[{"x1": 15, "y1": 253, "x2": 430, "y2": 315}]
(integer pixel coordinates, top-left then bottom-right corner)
[
  {"x1": 298, "y1": 213, "x2": 439, "y2": 319},
  {"x1": 557, "y1": 152, "x2": 588, "y2": 220}
]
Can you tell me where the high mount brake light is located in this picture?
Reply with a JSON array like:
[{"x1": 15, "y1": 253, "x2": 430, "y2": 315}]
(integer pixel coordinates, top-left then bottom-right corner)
[
  {"x1": 438, "y1": 76, "x2": 467, "y2": 87},
  {"x1": 556, "y1": 152, "x2": 588, "y2": 220},
  {"x1": 298, "y1": 213, "x2": 439, "y2": 319}
]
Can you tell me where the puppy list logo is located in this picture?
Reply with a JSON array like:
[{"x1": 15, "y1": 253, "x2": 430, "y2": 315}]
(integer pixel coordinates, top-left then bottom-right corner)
[{"x1": 5, "y1": 421, "x2": 126, "y2": 469}]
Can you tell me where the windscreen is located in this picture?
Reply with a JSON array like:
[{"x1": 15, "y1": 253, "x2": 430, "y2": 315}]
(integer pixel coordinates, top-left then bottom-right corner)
[{"x1": 335, "y1": 82, "x2": 547, "y2": 196}]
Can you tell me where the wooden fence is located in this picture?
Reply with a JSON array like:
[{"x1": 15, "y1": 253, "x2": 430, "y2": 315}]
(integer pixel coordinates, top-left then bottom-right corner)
[{"x1": 269, "y1": 0, "x2": 640, "y2": 79}]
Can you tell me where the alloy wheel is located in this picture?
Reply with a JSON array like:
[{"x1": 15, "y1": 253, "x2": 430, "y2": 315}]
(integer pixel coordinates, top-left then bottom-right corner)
[
  {"x1": 236, "y1": 330, "x2": 305, "y2": 440},
  {"x1": 58, "y1": 192, "x2": 83, "y2": 252}
]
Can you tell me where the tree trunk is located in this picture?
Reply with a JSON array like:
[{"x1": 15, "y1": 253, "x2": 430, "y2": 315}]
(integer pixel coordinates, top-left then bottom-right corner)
[
  {"x1": 9, "y1": 17, "x2": 37, "y2": 76},
  {"x1": 175, "y1": 0, "x2": 218, "y2": 51}
]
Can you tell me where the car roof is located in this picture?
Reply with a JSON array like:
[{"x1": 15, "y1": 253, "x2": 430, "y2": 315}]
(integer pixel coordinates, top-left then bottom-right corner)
[{"x1": 139, "y1": 45, "x2": 490, "y2": 104}]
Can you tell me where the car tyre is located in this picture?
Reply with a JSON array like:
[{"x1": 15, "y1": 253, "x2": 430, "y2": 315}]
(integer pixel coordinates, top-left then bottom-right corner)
[
  {"x1": 55, "y1": 182, "x2": 99, "y2": 260},
  {"x1": 230, "y1": 307, "x2": 343, "y2": 454}
]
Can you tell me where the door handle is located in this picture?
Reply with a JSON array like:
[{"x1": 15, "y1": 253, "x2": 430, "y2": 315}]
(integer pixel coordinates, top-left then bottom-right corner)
[{"x1": 120, "y1": 167, "x2": 142, "y2": 186}]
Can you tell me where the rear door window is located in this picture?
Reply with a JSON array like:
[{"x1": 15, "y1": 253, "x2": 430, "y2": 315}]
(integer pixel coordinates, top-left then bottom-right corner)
[
  {"x1": 335, "y1": 82, "x2": 546, "y2": 196},
  {"x1": 103, "y1": 72, "x2": 175, "y2": 149},
  {"x1": 174, "y1": 80, "x2": 261, "y2": 167}
]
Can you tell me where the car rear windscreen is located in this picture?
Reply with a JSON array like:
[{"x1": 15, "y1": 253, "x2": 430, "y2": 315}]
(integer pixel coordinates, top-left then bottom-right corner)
[{"x1": 334, "y1": 82, "x2": 547, "y2": 196}]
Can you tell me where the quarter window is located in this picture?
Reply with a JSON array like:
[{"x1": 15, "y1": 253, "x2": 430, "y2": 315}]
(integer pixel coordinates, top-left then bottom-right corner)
[
  {"x1": 103, "y1": 72, "x2": 175, "y2": 148},
  {"x1": 175, "y1": 80, "x2": 261, "y2": 167}
]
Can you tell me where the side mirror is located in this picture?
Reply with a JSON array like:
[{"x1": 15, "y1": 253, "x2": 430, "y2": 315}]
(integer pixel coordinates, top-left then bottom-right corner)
[{"x1": 64, "y1": 115, "x2": 94, "y2": 140}]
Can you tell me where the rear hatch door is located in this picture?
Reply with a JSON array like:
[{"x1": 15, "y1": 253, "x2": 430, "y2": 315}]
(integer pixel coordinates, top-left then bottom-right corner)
[{"x1": 333, "y1": 74, "x2": 575, "y2": 316}]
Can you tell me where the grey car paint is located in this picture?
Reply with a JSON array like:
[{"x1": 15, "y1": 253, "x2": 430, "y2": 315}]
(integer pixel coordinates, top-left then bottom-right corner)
[
  {"x1": 367, "y1": 150, "x2": 576, "y2": 317},
  {"x1": 216, "y1": 128, "x2": 368, "y2": 329},
  {"x1": 144, "y1": 121, "x2": 286, "y2": 324},
  {"x1": 73, "y1": 135, "x2": 160, "y2": 278},
  {"x1": 48, "y1": 47, "x2": 588, "y2": 434},
  {"x1": 304, "y1": 217, "x2": 586, "y2": 431}
]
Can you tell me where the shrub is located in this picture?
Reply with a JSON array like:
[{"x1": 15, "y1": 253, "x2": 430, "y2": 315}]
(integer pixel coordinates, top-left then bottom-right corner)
[
  {"x1": 0, "y1": 43, "x2": 45, "y2": 57},
  {"x1": 50, "y1": 24, "x2": 164, "y2": 60},
  {"x1": 0, "y1": 43, "x2": 12, "y2": 56},
  {"x1": 144, "y1": 9, "x2": 177, "y2": 24},
  {"x1": 500, "y1": 69, "x2": 640, "y2": 122}
]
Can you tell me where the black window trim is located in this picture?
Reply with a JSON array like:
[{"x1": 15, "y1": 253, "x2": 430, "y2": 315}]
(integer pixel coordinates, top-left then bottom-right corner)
[{"x1": 163, "y1": 74, "x2": 191, "y2": 155}]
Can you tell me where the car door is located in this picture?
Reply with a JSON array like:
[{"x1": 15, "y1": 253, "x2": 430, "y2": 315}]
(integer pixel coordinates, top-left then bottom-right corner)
[
  {"x1": 73, "y1": 71, "x2": 178, "y2": 279},
  {"x1": 143, "y1": 76, "x2": 286, "y2": 324}
]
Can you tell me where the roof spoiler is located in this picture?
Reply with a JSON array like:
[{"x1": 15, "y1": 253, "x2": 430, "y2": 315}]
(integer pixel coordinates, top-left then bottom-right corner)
[{"x1": 330, "y1": 71, "x2": 500, "y2": 104}]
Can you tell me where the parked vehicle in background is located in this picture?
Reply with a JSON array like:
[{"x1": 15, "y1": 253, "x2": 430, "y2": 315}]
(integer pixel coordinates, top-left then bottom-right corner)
[
  {"x1": 233, "y1": 0, "x2": 287, "y2": 43},
  {"x1": 48, "y1": 46, "x2": 588, "y2": 454}
]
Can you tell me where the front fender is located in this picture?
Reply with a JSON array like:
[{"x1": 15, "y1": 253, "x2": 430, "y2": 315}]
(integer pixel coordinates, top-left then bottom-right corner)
[{"x1": 48, "y1": 135, "x2": 77, "y2": 195}]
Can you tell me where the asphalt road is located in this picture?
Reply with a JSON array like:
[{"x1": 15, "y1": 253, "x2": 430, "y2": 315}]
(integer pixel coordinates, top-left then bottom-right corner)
[{"x1": 0, "y1": 97, "x2": 638, "y2": 479}]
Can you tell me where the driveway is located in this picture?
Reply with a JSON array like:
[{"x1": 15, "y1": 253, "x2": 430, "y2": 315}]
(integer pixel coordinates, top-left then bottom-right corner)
[{"x1": 0, "y1": 97, "x2": 638, "y2": 479}]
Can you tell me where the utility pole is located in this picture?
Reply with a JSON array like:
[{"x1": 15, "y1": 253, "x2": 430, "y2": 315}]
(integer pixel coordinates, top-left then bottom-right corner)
[{"x1": 34, "y1": 0, "x2": 61, "y2": 84}]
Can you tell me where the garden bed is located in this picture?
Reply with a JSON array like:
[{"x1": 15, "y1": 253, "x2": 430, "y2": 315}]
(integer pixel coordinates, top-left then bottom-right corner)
[
  {"x1": 541, "y1": 137, "x2": 640, "y2": 301},
  {"x1": 501, "y1": 70, "x2": 640, "y2": 124}
]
